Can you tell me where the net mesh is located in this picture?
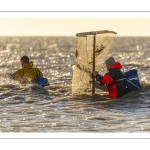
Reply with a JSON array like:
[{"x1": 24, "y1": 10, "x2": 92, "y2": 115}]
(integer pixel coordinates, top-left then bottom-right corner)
[{"x1": 72, "y1": 32, "x2": 116, "y2": 95}]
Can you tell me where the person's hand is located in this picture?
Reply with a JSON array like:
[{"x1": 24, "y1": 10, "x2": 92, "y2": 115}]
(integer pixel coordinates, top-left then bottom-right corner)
[{"x1": 93, "y1": 71, "x2": 98, "y2": 77}]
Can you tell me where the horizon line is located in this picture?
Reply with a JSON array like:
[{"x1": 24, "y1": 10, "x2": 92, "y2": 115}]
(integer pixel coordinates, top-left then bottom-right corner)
[{"x1": 0, "y1": 35, "x2": 150, "y2": 37}]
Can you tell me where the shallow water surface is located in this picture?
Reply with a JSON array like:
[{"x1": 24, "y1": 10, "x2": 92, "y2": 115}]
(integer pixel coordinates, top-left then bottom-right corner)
[{"x1": 0, "y1": 36, "x2": 150, "y2": 132}]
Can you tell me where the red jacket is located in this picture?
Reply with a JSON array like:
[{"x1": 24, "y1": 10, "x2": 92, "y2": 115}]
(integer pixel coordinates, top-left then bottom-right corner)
[{"x1": 96, "y1": 62, "x2": 128, "y2": 99}]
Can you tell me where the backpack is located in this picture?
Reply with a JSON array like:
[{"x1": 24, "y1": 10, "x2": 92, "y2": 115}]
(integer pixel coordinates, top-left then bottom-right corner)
[
  {"x1": 34, "y1": 68, "x2": 49, "y2": 87},
  {"x1": 124, "y1": 69, "x2": 140, "y2": 91}
]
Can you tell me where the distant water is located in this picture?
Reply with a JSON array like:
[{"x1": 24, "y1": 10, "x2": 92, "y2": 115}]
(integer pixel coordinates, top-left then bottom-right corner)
[{"x1": 0, "y1": 36, "x2": 150, "y2": 132}]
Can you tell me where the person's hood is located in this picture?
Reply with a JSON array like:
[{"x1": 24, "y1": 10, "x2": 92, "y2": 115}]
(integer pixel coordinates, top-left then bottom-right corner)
[
  {"x1": 108, "y1": 62, "x2": 122, "y2": 71},
  {"x1": 23, "y1": 61, "x2": 33, "y2": 68}
]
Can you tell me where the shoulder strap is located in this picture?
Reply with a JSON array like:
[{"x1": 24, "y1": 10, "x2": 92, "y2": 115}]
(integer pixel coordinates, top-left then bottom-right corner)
[
  {"x1": 115, "y1": 78, "x2": 126, "y2": 81},
  {"x1": 126, "y1": 79, "x2": 140, "y2": 89}
]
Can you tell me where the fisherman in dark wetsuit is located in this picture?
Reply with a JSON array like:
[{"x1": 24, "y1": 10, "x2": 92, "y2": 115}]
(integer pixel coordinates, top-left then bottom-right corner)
[{"x1": 92, "y1": 57, "x2": 129, "y2": 99}]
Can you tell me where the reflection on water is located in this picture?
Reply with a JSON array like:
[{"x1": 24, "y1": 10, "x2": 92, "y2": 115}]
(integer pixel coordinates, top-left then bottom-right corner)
[{"x1": 0, "y1": 36, "x2": 150, "y2": 132}]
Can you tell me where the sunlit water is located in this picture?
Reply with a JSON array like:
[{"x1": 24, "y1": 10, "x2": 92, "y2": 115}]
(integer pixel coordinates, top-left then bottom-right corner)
[{"x1": 0, "y1": 36, "x2": 150, "y2": 132}]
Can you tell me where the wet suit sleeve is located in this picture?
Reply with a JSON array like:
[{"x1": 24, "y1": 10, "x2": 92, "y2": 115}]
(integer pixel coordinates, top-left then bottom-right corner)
[
  {"x1": 96, "y1": 73, "x2": 114, "y2": 85},
  {"x1": 96, "y1": 74, "x2": 103, "y2": 84},
  {"x1": 101, "y1": 73, "x2": 114, "y2": 84},
  {"x1": 13, "y1": 69, "x2": 24, "y2": 80}
]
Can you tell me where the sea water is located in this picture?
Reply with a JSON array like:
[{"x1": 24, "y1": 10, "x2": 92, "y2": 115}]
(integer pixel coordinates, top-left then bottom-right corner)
[{"x1": 0, "y1": 36, "x2": 150, "y2": 132}]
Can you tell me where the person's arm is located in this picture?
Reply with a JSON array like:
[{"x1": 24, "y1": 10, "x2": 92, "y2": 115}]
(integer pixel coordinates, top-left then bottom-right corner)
[
  {"x1": 6, "y1": 73, "x2": 15, "y2": 79},
  {"x1": 100, "y1": 73, "x2": 114, "y2": 85},
  {"x1": 93, "y1": 71, "x2": 114, "y2": 85},
  {"x1": 93, "y1": 71, "x2": 103, "y2": 84},
  {"x1": 0, "y1": 73, "x2": 15, "y2": 79},
  {"x1": 13, "y1": 69, "x2": 24, "y2": 81},
  {"x1": 95, "y1": 74, "x2": 103, "y2": 83},
  {"x1": 36, "y1": 68, "x2": 43, "y2": 77}
]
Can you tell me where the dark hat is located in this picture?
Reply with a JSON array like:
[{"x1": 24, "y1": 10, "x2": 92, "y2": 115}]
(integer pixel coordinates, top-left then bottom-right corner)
[{"x1": 105, "y1": 57, "x2": 115, "y2": 65}]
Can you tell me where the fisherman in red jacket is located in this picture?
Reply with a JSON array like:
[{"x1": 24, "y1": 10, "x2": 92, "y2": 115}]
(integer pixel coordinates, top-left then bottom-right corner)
[{"x1": 92, "y1": 57, "x2": 129, "y2": 99}]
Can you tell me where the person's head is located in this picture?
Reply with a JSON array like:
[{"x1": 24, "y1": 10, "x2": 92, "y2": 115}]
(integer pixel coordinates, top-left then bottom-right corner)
[
  {"x1": 21, "y1": 55, "x2": 29, "y2": 67},
  {"x1": 105, "y1": 57, "x2": 115, "y2": 70}
]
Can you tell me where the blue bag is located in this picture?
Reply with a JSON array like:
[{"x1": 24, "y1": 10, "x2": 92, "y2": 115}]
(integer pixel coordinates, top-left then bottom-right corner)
[
  {"x1": 34, "y1": 68, "x2": 49, "y2": 87},
  {"x1": 34, "y1": 77, "x2": 49, "y2": 87},
  {"x1": 124, "y1": 69, "x2": 140, "y2": 91}
]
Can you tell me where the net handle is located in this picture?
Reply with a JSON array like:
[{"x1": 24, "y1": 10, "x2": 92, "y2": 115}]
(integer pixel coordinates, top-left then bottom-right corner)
[{"x1": 92, "y1": 34, "x2": 96, "y2": 96}]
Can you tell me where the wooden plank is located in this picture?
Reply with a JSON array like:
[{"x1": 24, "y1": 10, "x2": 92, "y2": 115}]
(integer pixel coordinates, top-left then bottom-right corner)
[
  {"x1": 92, "y1": 34, "x2": 96, "y2": 96},
  {"x1": 76, "y1": 30, "x2": 117, "y2": 36}
]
